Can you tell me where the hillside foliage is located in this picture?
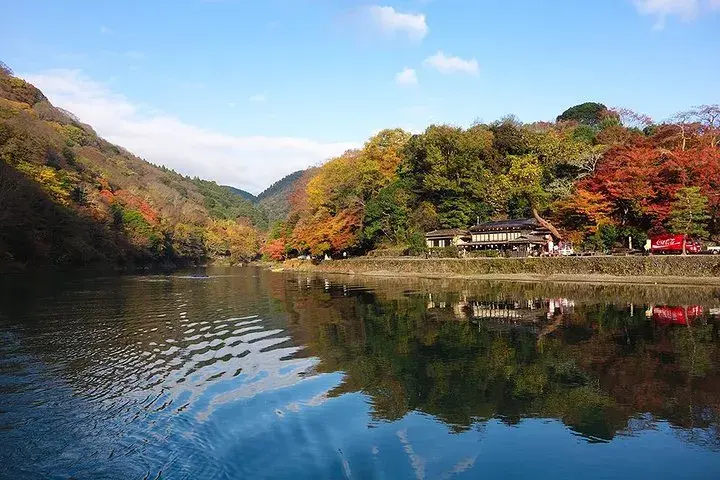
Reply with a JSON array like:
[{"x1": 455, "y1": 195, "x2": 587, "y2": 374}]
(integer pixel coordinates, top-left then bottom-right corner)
[
  {"x1": 257, "y1": 169, "x2": 313, "y2": 224},
  {"x1": 271, "y1": 103, "x2": 720, "y2": 257},
  {"x1": 0, "y1": 68, "x2": 264, "y2": 270}
]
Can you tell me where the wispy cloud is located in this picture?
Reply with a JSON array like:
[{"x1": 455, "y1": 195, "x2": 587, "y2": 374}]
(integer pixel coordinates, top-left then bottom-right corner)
[
  {"x1": 249, "y1": 93, "x2": 267, "y2": 103},
  {"x1": 24, "y1": 70, "x2": 356, "y2": 193},
  {"x1": 632, "y1": 0, "x2": 719, "y2": 29},
  {"x1": 423, "y1": 51, "x2": 479, "y2": 76},
  {"x1": 100, "y1": 25, "x2": 112, "y2": 34},
  {"x1": 368, "y1": 5, "x2": 428, "y2": 41},
  {"x1": 395, "y1": 68, "x2": 418, "y2": 86},
  {"x1": 123, "y1": 51, "x2": 145, "y2": 59}
]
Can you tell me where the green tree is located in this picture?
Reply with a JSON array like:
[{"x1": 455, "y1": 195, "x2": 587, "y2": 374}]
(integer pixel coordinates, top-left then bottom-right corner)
[
  {"x1": 362, "y1": 180, "x2": 411, "y2": 248},
  {"x1": 402, "y1": 125, "x2": 499, "y2": 228},
  {"x1": 508, "y1": 154, "x2": 563, "y2": 239},
  {"x1": 668, "y1": 186, "x2": 710, "y2": 253},
  {"x1": 557, "y1": 102, "x2": 609, "y2": 128}
]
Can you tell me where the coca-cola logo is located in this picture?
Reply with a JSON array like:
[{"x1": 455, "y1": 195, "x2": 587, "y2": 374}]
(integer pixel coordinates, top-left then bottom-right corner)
[{"x1": 655, "y1": 238, "x2": 680, "y2": 246}]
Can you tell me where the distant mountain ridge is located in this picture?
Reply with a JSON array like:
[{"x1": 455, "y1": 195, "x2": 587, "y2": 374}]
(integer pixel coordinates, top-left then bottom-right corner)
[
  {"x1": 222, "y1": 185, "x2": 258, "y2": 203},
  {"x1": 221, "y1": 170, "x2": 311, "y2": 224},
  {"x1": 258, "y1": 169, "x2": 314, "y2": 223}
]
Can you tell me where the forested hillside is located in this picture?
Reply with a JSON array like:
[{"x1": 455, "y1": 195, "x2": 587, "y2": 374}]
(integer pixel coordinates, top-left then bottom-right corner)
[
  {"x1": 257, "y1": 169, "x2": 314, "y2": 223},
  {"x1": 0, "y1": 63, "x2": 264, "y2": 270},
  {"x1": 263, "y1": 102, "x2": 720, "y2": 259},
  {"x1": 223, "y1": 185, "x2": 258, "y2": 203}
]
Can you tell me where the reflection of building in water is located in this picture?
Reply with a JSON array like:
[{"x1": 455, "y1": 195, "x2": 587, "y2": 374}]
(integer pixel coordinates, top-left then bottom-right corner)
[
  {"x1": 470, "y1": 298, "x2": 575, "y2": 323},
  {"x1": 426, "y1": 293, "x2": 575, "y2": 324}
]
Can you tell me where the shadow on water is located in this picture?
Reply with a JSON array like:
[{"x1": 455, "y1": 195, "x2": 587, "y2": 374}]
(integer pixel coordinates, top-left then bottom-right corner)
[{"x1": 1, "y1": 267, "x2": 719, "y2": 479}]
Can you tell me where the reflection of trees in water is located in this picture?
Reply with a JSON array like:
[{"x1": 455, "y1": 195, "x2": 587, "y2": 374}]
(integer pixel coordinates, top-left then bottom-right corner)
[
  {"x1": 3, "y1": 268, "x2": 719, "y2": 450},
  {"x1": 280, "y1": 275, "x2": 720, "y2": 445}
]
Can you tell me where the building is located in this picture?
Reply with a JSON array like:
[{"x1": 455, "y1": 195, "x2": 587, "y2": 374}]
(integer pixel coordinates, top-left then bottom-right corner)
[
  {"x1": 469, "y1": 218, "x2": 551, "y2": 256},
  {"x1": 424, "y1": 228, "x2": 471, "y2": 248},
  {"x1": 425, "y1": 218, "x2": 551, "y2": 256}
]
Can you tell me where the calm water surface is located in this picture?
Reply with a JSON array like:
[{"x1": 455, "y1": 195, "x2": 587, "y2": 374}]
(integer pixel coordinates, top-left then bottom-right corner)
[{"x1": 1, "y1": 267, "x2": 720, "y2": 479}]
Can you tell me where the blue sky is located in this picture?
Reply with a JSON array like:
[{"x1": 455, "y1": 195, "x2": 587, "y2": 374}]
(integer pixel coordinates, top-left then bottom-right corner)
[{"x1": 1, "y1": 0, "x2": 719, "y2": 192}]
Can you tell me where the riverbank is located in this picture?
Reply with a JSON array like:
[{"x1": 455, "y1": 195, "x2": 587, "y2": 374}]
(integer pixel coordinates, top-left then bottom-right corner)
[{"x1": 277, "y1": 256, "x2": 720, "y2": 286}]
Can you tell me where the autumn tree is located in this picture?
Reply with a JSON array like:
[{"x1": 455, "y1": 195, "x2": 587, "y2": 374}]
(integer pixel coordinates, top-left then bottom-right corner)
[
  {"x1": 262, "y1": 238, "x2": 287, "y2": 261},
  {"x1": 288, "y1": 129, "x2": 411, "y2": 256},
  {"x1": 205, "y1": 219, "x2": 259, "y2": 264}
]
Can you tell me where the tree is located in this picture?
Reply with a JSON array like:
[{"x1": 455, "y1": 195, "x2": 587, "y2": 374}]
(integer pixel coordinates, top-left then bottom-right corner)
[
  {"x1": 490, "y1": 116, "x2": 528, "y2": 156},
  {"x1": 362, "y1": 180, "x2": 412, "y2": 247},
  {"x1": 691, "y1": 105, "x2": 720, "y2": 148},
  {"x1": 670, "y1": 110, "x2": 704, "y2": 151},
  {"x1": 205, "y1": 219, "x2": 259, "y2": 264},
  {"x1": 402, "y1": 124, "x2": 498, "y2": 228},
  {"x1": 556, "y1": 188, "x2": 612, "y2": 233},
  {"x1": 288, "y1": 129, "x2": 411, "y2": 256},
  {"x1": 508, "y1": 154, "x2": 563, "y2": 239},
  {"x1": 668, "y1": 187, "x2": 709, "y2": 254},
  {"x1": 557, "y1": 102, "x2": 609, "y2": 128},
  {"x1": 262, "y1": 238, "x2": 286, "y2": 261},
  {"x1": 612, "y1": 108, "x2": 653, "y2": 131}
]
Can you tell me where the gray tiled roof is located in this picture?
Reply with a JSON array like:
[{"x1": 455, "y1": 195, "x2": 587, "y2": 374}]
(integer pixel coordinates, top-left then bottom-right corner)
[
  {"x1": 425, "y1": 228, "x2": 471, "y2": 237},
  {"x1": 469, "y1": 218, "x2": 543, "y2": 232}
]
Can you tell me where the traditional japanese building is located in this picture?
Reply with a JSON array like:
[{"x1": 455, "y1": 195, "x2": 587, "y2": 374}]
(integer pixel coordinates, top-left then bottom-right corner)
[
  {"x1": 468, "y1": 218, "x2": 551, "y2": 255},
  {"x1": 424, "y1": 228, "x2": 471, "y2": 248},
  {"x1": 425, "y1": 218, "x2": 551, "y2": 256}
]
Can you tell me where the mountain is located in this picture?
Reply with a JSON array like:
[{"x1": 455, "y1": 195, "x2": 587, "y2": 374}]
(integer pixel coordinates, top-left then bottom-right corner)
[
  {"x1": 257, "y1": 169, "x2": 315, "y2": 223},
  {"x1": 0, "y1": 64, "x2": 264, "y2": 270},
  {"x1": 223, "y1": 185, "x2": 258, "y2": 203}
]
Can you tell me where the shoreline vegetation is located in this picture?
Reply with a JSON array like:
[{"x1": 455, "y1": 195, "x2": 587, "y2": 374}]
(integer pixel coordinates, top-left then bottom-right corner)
[{"x1": 274, "y1": 256, "x2": 720, "y2": 286}]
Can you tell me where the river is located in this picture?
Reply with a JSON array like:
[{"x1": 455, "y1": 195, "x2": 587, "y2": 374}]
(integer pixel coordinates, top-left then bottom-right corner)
[{"x1": 1, "y1": 266, "x2": 719, "y2": 479}]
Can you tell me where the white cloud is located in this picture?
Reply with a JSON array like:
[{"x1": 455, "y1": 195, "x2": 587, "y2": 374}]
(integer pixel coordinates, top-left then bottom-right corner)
[
  {"x1": 100, "y1": 25, "x2": 111, "y2": 34},
  {"x1": 423, "y1": 51, "x2": 479, "y2": 76},
  {"x1": 632, "y1": 0, "x2": 719, "y2": 28},
  {"x1": 24, "y1": 70, "x2": 356, "y2": 193},
  {"x1": 368, "y1": 6, "x2": 428, "y2": 41},
  {"x1": 395, "y1": 68, "x2": 418, "y2": 86},
  {"x1": 249, "y1": 93, "x2": 266, "y2": 103}
]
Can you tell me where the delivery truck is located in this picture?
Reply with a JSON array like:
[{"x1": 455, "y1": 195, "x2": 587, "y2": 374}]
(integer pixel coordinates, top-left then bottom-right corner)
[{"x1": 650, "y1": 234, "x2": 702, "y2": 254}]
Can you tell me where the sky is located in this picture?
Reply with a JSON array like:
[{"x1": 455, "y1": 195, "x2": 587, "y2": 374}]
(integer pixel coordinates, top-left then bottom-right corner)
[{"x1": 1, "y1": 0, "x2": 719, "y2": 193}]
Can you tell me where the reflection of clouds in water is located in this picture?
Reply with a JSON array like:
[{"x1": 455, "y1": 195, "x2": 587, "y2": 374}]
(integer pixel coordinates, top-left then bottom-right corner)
[
  {"x1": 443, "y1": 455, "x2": 478, "y2": 478},
  {"x1": 398, "y1": 429, "x2": 426, "y2": 480}
]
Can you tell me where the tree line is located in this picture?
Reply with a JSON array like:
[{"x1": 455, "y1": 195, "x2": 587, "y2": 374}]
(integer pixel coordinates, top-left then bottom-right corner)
[{"x1": 263, "y1": 102, "x2": 720, "y2": 259}]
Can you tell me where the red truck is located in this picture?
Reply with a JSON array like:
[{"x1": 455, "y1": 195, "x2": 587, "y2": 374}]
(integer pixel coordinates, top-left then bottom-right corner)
[{"x1": 650, "y1": 234, "x2": 702, "y2": 254}]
